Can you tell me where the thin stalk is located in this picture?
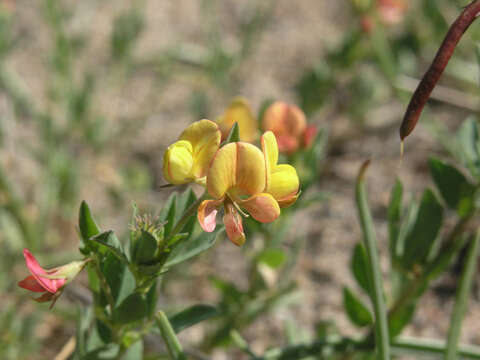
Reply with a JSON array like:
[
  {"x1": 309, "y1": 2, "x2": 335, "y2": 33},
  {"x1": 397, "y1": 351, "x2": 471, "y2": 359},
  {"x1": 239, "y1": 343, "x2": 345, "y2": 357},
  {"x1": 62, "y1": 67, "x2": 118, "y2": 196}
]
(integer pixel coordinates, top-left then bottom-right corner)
[
  {"x1": 393, "y1": 336, "x2": 480, "y2": 359},
  {"x1": 90, "y1": 257, "x2": 116, "y2": 314},
  {"x1": 355, "y1": 161, "x2": 390, "y2": 360},
  {"x1": 445, "y1": 230, "x2": 480, "y2": 360},
  {"x1": 164, "y1": 192, "x2": 207, "y2": 244},
  {"x1": 155, "y1": 311, "x2": 187, "y2": 360}
]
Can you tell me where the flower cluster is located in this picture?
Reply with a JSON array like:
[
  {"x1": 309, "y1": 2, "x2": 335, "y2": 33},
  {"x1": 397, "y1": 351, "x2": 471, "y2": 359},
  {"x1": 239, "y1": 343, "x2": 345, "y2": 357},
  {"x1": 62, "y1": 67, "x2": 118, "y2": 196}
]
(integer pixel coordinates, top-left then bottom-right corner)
[
  {"x1": 215, "y1": 98, "x2": 317, "y2": 154},
  {"x1": 163, "y1": 119, "x2": 300, "y2": 246}
]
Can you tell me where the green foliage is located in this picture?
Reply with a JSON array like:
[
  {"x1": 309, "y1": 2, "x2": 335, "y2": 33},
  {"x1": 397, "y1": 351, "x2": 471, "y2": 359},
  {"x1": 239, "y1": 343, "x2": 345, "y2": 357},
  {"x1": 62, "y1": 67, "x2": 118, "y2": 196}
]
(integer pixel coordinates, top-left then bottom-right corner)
[
  {"x1": 169, "y1": 304, "x2": 220, "y2": 334},
  {"x1": 402, "y1": 189, "x2": 443, "y2": 269},
  {"x1": 343, "y1": 287, "x2": 373, "y2": 327}
]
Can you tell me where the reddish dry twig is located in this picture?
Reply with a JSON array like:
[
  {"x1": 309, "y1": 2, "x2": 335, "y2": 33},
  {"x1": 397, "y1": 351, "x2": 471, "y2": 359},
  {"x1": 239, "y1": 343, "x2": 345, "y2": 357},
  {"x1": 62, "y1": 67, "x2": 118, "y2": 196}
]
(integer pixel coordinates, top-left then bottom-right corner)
[{"x1": 399, "y1": 0, "x2": 480, "y2": 141}]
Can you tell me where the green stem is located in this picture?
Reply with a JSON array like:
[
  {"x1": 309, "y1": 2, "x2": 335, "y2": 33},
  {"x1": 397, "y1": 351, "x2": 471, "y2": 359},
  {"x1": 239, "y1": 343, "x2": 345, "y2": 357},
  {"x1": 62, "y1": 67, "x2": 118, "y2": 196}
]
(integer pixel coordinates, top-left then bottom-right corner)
[
  {"x1": 393, "y1": 336, "x2": 480, "y2": 359},
  {"x1": 91, "y1": 257, "x2": 116, "y2": 314},
  {"x1": 155, "y1": 311, "x2": 187, "y2": 360},
  {"x1": 445, "y1": 230, "x2": 480, "y2": 360},
  {"x1": 355, "y1": 161, "x2": 390, "y2": 360},
  {"x1": 164, "y1": 192, "x2": 207, "y2": 244}
]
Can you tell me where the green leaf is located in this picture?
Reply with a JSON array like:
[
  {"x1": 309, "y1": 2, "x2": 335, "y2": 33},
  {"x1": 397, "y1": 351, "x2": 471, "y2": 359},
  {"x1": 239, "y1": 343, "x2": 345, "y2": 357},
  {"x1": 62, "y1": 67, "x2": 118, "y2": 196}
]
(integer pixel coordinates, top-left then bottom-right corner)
[
  {"x1": 351, "y1": 243, "x2": 370, "y2": 294},
  {"x1": 428, "y1": 157, "x2": 476, "y2": 217},
  {"x1": 95, "y1": 319, "x2": 113, "y2": 344},
  {"x1": 160, "y1": 193, "x2": 177, "y2": 238},
  {"x1": 402, "y1": 189, "x2": 444, "y2": 269},
  {"x1": 343, "y1": 287, "x2": 373, "y2": 327},
  {"x1": 169, "y1": 304, "x2": 220, "y2": 334},
  {"x1": 389, "y1": 304, "x2": 415, "y2": 338},
  {"x1": 165, "y1": 226, "x2": 223, "y2": 267},
  {"x1": 457, "y1": 117, "x2": 480, "y2": 179},
  {"x1": 388, "y1": 180, "x2": 403, "y2": 262},
  {"x1": 257, "y1": 248, "x2": 287, "y2": 269},
  {"x1": 223, "y1": 122, "x2": 240, "y2": 144},
  {"x1": 155, "y1": 311, "x2": 187, "y2": 360},
  {"x1": 114, "y1": 293, "x2": 147, "y2": 324},
  {"x1": 79, "y1": 201, "x2": 100, "y2": 242},
  {"x1": 90, "y1": 231, "x2": 126, "y2": 262}
]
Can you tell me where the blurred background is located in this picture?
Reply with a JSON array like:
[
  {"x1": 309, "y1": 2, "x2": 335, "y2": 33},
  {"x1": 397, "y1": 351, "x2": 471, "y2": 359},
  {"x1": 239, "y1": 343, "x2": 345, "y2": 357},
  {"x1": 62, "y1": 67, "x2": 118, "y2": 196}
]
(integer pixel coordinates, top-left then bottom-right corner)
[{"x1": 1, "y1": 0, "x2": 480, "y2": 359}]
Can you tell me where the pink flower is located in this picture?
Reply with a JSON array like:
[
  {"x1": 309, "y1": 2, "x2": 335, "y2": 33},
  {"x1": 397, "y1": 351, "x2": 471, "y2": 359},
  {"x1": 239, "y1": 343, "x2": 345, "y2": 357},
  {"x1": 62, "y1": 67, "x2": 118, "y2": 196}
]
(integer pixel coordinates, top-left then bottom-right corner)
[{"x1": 18, "y1": 249, "x2": 86, "y2": 307}]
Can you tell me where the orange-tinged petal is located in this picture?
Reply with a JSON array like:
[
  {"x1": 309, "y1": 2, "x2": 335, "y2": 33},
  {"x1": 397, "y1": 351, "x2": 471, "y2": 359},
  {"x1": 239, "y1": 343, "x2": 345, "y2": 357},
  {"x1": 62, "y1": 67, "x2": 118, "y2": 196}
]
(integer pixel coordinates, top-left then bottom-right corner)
[
  {"x1": 207, "y1": 142, "x2": 265, "y2": 199},
  {"x1": 180, "y1": 119, "x2": 221, "y2": 177},
  {"x1": 217, "y1": 97, "x2": 258, "y2": 142},
  {"x1": 223, "y1": 203, "x2": 246, "y2": 246},
  {"x1": 277, "y1": 192, "x2": 299, "y2": 208},
  {"x1": 163, "y1": 140, "x2": 194, "y2": 185},
  {"x1": 197, "y1": 198, "x2": 224, "y2": 232},
  {"x1": 268, "y1": 164, "x2": 299, "y2": 202},
  {"x1": 240, "y1": 193, "x2": 280, "y2": 223}
]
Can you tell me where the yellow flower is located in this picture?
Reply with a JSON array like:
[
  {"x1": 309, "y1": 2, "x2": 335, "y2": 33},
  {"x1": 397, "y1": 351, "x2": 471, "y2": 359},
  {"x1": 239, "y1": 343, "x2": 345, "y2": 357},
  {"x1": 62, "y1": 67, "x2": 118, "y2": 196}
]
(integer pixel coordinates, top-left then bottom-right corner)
[
  {"x1": 261, "y1": 131, "x2": 300, "y2": 207},
  {"x1": 163, "y1": 119, "x2": 221, "y2": 185},
  {"x1": 197, "y1": 132, "x2": 300, "y2": 246},
  {"x1": 198, "y1": 141, "x2": 280, "y2": 246},
  {"x1": 216, "y1": 97, "x2": 258, "y2": 143}
]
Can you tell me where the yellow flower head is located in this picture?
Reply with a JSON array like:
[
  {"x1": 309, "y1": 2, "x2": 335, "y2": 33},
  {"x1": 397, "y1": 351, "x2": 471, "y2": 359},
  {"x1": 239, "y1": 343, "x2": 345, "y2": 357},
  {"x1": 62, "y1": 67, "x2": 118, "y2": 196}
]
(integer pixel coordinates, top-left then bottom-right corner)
[
  {"x1": 197, "y1": 132, "x2": 300, "y2": 246},
  {"x1": 163, "y1": 119, "x2": 221, "y2": 185},
  {"x1": 216, "y1": 97, "x2": 258, "y2": 143}
]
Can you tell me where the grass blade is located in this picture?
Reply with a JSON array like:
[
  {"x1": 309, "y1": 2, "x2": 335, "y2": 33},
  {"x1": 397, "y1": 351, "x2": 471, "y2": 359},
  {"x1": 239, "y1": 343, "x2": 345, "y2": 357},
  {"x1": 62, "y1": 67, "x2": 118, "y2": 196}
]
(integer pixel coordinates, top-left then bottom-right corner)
[
  {"x1": 355, "y1": 160, "x2": 390, "y2": 360},
  {"x1": 445, "y1": 230, "x2": 480, "y2": 360}
]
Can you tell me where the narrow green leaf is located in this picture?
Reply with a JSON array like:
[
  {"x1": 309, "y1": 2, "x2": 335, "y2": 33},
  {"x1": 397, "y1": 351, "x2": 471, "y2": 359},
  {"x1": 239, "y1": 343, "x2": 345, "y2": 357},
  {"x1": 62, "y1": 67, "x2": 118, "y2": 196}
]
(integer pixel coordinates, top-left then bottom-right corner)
[
  {"x1": 160, "y1": 193, "x2": 177, "y2": 237},
  {"x1": 90, "y1": 231, "x2": 126, "y2": 262},
  {"x1": 223, "y1": 122, "x2": 240, "y2": 144},
  {"x1": 445, "y1": 232, "x2": 480, "y2": 360},
  {"x1": 169, "y1": 304, "x2": 220, "y2": 334},
  {"x1": 79, "y1": 200, "x2": 100, "y2": 242},
  {"x1": 428, "y1": 158, "x2": 476, "y2": 217},
  {"x1": 389, "y1": 304, "x2": 415, "y2": 338},
  {"x1": 351, "y1": 242, "x2": 370, "y2": 294},
  {"x1": 165, "y1": 226, "x2": 223, "y2": 267},
  {"x1": 388, "y1": 180, "x2": 403, "y2": 261},
  {"x1": 355, "y1": 161, "x2": 390, "y2": 359},
  {"x1": 155, "y1": 311, "x2": 187, "y2": 360},
  {"x1": 402, "y1": 189, "x2": 444, "y2": 269},
  {"x1": 343, "y1": 287, "x2": 373, "y2": 327}
]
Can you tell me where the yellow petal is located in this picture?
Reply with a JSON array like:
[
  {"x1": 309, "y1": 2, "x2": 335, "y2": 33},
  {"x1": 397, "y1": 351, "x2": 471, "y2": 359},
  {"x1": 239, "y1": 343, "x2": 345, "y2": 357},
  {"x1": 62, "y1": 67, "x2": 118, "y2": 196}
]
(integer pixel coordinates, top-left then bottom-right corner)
[
  {"x1": 180, "y1": 119, "x2": 221, "y2": 177},
  {"x1": 207, "y1": 143, "x2": 237, "y2": 198},
  {"x1": 223, "y1": 202, "x2": 246, "y2": 246},
  {"x1": 240, "y1": 193, "x2": 280, "y2": 223},
  {"x1": 261, "y1": 131, "x2": 278, "y2": 188},
  {"x1": 163, "y1": 140, "x2": 194, "y2": 184},
  {"x1": 217, "y1": 97, "x2": 258, "y2": 142},
  {"x1": 207, "y1": 142, "x2": 265, "y2": 199},
  {"x1": 268, "y1": 164, "x2": 299, "y2": 202},
  {"x1": 197, "y1": 198, "x2": 224, "y2": 232}
]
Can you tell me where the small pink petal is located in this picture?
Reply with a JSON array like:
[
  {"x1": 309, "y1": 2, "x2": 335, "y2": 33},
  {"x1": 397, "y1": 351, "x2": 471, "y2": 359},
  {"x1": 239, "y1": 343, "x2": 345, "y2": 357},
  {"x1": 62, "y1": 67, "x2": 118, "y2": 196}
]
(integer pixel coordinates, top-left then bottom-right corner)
[
  {"x1": 223, "y1": 209, "x2": 245, "y2": 246},
  {"x1": 18, "y1": 275, "x2": 46, "y2": 293},
  {"x1": 23, "y1": 249, "x2": 65, "y2": 293},
  {"x1": 197, "y1": 199, "x2": 223, "y2": 232}
]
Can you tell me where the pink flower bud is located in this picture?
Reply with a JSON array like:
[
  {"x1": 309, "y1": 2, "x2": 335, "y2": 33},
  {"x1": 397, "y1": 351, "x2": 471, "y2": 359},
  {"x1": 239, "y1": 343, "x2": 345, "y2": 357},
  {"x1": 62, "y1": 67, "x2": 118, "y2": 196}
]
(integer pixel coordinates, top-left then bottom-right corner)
[{"x1": 18, "y1": 249, "x2": 87, "y2": 307}]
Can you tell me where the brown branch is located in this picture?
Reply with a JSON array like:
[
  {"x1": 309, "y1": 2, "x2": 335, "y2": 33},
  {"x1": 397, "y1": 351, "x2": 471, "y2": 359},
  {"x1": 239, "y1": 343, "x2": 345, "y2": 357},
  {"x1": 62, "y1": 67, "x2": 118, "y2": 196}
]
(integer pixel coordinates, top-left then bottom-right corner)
[{"x1": 399, "y1": 0, "x2": 480, "y2": 141}]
